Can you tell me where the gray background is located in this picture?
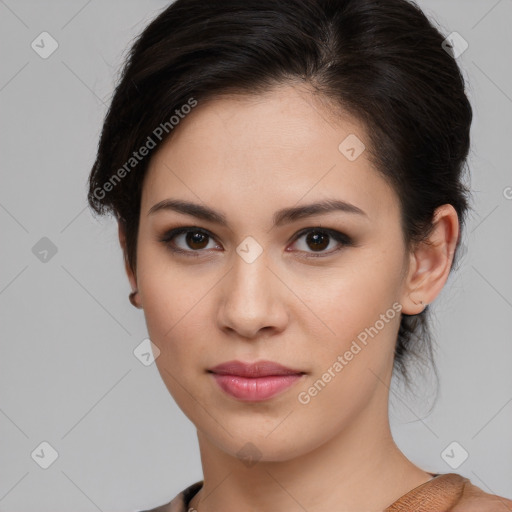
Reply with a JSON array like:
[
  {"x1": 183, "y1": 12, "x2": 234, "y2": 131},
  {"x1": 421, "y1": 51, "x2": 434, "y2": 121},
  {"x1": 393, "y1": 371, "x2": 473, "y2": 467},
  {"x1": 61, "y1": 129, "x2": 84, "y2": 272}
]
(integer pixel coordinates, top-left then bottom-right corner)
[{"x1": 1, "y1": 1, "x2": 511, "y2": 511}]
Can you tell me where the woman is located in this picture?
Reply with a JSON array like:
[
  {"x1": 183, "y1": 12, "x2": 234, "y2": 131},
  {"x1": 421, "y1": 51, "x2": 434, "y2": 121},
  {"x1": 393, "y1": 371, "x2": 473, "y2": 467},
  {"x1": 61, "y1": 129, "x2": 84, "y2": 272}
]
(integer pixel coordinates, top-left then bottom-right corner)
[{"x1": 87, "y1": 0, "x2": 512, "y2": 510}]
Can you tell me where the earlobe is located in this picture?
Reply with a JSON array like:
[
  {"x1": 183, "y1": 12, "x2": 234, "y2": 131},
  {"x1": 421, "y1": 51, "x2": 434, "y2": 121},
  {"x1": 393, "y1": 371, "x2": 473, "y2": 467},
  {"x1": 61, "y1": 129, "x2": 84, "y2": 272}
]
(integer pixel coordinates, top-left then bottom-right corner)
[
  {"x1": 401, "y1": 253, "x2": 430, "y2": 315},
  {"x1": 400, "y1": 204, "x2": 459, "y2": 315},
  {"x1": 129, "y1": 290, "x2": 143, "y2": 309}
]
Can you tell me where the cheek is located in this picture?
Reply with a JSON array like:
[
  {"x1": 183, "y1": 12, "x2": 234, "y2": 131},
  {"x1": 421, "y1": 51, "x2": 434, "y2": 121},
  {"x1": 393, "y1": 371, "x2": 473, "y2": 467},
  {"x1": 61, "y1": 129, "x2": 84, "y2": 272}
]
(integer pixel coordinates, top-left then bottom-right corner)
[
  {"x1": 137, "y1": 240, "x2": 215, "y2": 331},
  {"x1": 141, "y1": 275, "x2": 211, "y2": 362},
  {"x1": 290, "y1": 252, "x2": 403, "y2": 417},
  {"x1": 140, "y1": 278, "x2": 212, "y2": 423},
  {"x1": 291, "y1": 276, "x2": 401, "y2": 447},
  {"x1": 297, "y1": 249, "x2": 403, "y2": 341}
]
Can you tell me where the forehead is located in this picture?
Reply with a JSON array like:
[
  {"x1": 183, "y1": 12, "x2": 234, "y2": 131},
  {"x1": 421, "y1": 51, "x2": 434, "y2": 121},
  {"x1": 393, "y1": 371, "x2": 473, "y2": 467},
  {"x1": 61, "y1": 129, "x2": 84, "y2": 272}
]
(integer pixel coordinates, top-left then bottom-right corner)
[{"x1": 141, "y1": 84, "x2": 400, "y2": 226}]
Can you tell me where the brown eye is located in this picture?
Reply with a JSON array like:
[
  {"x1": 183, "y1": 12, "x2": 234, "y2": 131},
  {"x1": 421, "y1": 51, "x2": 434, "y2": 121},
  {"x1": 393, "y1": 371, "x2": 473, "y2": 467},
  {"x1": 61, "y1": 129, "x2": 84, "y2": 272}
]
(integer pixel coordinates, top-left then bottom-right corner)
[
  {"x1": 305, "y1": 231, "x2": 330, "y2": 251},
  {"x1": 159, "y1": 226, "x2": 221, "y2": 256},
  {"x1": 290, "y1": 228, "x2": 353, "y2": 257},
  {"x1": 185, "y1": 231, "x2": 210, "y2": 250}
]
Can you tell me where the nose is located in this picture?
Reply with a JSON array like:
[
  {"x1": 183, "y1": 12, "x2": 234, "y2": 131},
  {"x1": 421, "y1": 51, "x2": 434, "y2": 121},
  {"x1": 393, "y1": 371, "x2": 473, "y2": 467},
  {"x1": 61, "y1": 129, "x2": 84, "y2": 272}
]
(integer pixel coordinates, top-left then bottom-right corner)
[{"x1": 216, "y1": 250, "x2": 289, "y2": 339}]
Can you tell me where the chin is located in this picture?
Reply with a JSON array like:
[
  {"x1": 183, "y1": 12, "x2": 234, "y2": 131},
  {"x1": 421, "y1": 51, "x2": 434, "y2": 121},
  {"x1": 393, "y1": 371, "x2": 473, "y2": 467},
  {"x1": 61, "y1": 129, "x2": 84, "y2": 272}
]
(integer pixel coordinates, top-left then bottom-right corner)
[{"x1": 205, "y1": 426, "x2": 319, "y2": 464}]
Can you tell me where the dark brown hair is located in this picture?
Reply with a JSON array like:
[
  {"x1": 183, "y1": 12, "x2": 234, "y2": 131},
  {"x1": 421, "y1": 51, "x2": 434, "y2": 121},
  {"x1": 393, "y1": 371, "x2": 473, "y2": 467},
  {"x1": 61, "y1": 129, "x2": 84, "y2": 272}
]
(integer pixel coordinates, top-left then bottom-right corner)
[{"x1": 87, "y1": 0, "x2": 473, "y2": 386}]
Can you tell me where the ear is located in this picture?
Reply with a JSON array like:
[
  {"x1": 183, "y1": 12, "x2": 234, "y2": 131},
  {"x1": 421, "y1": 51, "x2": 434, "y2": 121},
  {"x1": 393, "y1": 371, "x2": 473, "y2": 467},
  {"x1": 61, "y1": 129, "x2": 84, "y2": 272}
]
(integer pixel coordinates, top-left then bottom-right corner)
[
  {"x1": 118, "y1": 219, "x2": 138, "y2": 294},
  {"x1": 400, "y1": 204, "x2": 460, "y2": 315}
]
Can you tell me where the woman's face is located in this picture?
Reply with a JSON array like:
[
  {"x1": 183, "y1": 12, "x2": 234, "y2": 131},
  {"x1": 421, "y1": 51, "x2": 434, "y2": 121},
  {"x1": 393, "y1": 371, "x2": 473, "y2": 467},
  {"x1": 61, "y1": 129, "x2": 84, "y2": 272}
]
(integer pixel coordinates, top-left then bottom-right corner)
[{"x1": 128, "y1": 84, "x2": 415, "y2": 461}]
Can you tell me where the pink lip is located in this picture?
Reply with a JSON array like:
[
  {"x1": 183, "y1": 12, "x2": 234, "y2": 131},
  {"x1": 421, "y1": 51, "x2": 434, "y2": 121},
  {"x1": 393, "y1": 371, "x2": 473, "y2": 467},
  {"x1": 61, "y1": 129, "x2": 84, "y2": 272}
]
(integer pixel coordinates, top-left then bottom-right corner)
[
  {"x1": 210, "y1": 374, "x2": 303, "y2": 401},
  {"x1": 208, "y1": 360, "x2": 305, "y2": 402}
]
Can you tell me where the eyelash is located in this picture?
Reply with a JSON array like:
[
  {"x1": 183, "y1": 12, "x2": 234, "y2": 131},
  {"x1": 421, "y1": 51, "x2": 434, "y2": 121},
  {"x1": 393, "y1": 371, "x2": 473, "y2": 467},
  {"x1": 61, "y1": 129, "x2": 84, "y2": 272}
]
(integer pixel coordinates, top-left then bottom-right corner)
[{"x1": 158, "y1": 226, "x2": 353, "y2": 259}]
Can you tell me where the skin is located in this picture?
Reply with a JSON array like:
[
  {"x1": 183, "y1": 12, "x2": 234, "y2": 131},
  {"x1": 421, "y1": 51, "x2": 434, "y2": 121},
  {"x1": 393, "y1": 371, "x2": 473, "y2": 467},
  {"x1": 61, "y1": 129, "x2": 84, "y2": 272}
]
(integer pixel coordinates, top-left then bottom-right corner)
[{"x1": 119, "y1": 83, "x2": 459, "y2": 512}]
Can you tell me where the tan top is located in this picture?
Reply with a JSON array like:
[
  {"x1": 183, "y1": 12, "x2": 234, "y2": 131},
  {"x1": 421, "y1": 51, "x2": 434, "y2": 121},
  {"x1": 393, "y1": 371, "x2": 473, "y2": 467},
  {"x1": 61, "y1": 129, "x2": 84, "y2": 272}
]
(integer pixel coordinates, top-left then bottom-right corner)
[{"x1": 140, "y1": 472, "x2": 512, "y2": 512}]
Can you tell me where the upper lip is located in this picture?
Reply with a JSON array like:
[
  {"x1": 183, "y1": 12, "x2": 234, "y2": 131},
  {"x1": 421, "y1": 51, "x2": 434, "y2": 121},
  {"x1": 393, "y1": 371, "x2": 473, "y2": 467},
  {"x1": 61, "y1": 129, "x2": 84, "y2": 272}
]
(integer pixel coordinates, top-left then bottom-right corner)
[{"x1": 208, "y1": 360, "x2": 305, "y2": 377}]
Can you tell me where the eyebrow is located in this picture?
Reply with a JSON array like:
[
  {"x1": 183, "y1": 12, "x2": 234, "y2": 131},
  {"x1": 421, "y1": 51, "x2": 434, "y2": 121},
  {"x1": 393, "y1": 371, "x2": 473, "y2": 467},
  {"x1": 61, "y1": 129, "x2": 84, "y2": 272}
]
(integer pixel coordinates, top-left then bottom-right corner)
[{"x1": 147, "y1": 198, "x2": 368, "y2": 226}]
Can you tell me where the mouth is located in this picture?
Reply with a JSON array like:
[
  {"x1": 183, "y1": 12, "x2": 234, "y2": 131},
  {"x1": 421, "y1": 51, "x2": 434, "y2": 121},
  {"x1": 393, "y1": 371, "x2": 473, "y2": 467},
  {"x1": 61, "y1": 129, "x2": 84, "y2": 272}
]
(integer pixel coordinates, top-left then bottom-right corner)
[{"x1": 207, "y1": 360, "x2": 306, "y2": 402}]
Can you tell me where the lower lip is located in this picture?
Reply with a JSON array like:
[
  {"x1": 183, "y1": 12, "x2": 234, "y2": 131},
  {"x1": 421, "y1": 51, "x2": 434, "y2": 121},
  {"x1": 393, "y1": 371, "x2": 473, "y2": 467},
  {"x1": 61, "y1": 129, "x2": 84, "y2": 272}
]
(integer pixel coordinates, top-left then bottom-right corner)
[{"x1": 210, "y1": 373, "x2": 303, "y2": 401}]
